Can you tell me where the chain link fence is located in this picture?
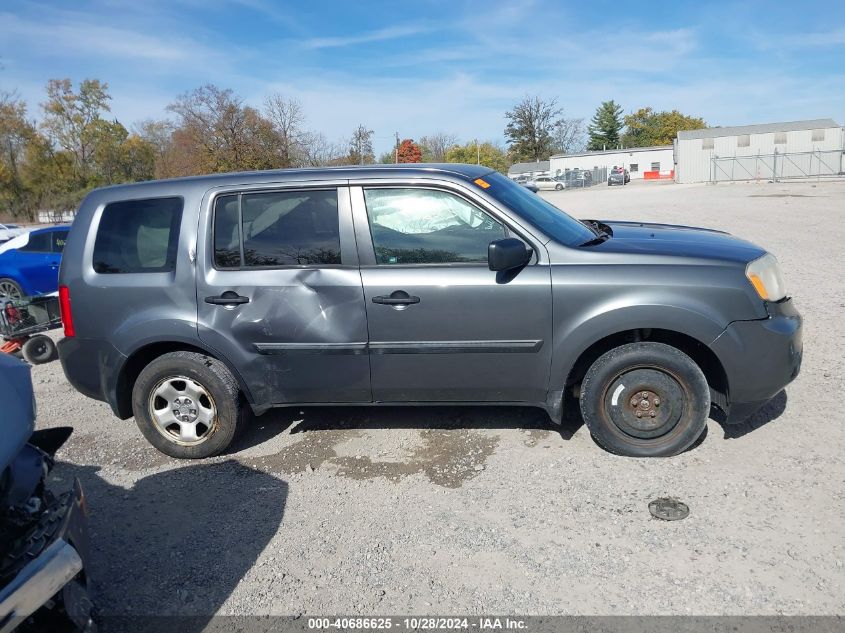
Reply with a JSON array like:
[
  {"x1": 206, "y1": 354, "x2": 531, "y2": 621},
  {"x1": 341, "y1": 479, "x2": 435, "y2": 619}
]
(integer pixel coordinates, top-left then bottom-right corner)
[
  {"x1": 556, "y1": 167, "x2": 608, "y2": 189},
  {"x1": 710, "y1": 149, "x2": 844, "y2": 183}
]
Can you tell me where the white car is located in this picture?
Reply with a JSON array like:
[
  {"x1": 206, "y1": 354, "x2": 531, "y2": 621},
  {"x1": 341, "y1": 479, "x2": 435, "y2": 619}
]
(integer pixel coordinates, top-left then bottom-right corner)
[
  {"x1": 0, "y1": 223, "x2": 26, "y2": 242},
  {"x1": 530, "y1": 176, "x2": 565, "y2": 191}
]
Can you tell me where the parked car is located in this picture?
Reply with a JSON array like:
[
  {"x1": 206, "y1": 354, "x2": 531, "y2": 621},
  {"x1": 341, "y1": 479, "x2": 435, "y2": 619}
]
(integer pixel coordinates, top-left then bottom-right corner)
[
  {"x1": 608, "y1": 167, "x2": 630, "y2": 185},
  {"x1": 0, "y1": 224, "x2": 26, "y2": 243},
  {"x1": 531, "y1": 176, "x2": 564, "y2": 191},
  {"x1": 0, "y1": 226, "x2": 70, "y2": 300},
  {"x1": 521, "y1": 182, "x2": 539, "y2": 193},
  {"x1": 0, "y1": 353, "x2": 94, "y2": 632},
  {"x1": 58, "y1": 164, "x2": 801, "y2": 459}
]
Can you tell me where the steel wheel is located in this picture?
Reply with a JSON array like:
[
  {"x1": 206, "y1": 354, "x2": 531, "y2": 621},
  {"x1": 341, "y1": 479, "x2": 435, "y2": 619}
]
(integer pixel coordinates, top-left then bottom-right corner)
[
  {"x1": 601, "y1": 366, "x2": 689, "y2": 440},
  {"x1": 148, "y1": 375, "x2": 217, "y2": 445},
  {"x1": 0, "y1": 278, "x2": 22, "y2": 300}
]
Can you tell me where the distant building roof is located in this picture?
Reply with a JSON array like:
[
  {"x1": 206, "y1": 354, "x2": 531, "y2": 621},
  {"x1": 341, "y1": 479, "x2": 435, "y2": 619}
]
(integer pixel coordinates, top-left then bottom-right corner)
[
  {"x1": 550, "y1": 146, "x2": 672, "y2": 160},
  {"x1": 508, "y1": 160, "x2": 550, "y2": 175},
  {"x1": 678, "y1": 119, "x2": 841, "y2": 140}
]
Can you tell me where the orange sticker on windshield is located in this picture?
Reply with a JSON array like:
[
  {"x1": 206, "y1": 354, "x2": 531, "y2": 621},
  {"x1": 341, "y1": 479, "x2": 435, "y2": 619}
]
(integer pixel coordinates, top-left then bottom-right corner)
[{"x1": 473, "y1": 178, "x2": 491, "y2": 189}]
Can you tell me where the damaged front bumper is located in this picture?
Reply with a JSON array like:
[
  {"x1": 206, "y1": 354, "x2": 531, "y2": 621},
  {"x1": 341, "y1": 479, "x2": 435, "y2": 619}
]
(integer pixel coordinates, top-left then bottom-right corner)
[{"x1": 0, "y1": 479, "x2": 94, "y2": 633}]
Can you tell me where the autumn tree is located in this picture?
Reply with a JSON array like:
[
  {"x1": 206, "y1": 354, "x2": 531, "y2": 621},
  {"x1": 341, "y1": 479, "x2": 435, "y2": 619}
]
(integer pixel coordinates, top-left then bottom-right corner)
[
  {"x1": 396, "y1": 139, "x2": 422, "y2": 163},
  {"x1": 504, "y1": 96, "x2": 565, "y2": 162},
  {"x1": 445, "y1": 141, "x2": 509, "y2": 174},
  {"x1": 587, "y1": 100, "x2": 624, "y2": 150},
  {"x1": 41, "y1": 78, "x2": 111, "y2": 180},
  {"x1": 419, "y1": 132, "x2": 458, "y2": 162},
  {"x1": 622, "y1": 108, "x2": 705, "y2": 147},
  {"x1": 0, "y1": 92, "x2": 38, "y2": 218},
  {"x1": 347, "y1": 124, "x2": 374, "y2": 165}
]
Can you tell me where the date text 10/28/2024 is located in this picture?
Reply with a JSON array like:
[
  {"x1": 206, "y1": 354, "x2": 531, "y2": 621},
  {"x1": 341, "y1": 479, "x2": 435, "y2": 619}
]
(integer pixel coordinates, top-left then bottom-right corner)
[{"x1": 308, "y1": 618, "x2": 527, "y2": 630}]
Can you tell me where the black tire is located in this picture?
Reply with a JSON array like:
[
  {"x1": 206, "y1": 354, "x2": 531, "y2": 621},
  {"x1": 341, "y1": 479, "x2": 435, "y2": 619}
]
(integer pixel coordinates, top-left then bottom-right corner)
[
  {"x1": 21, "y1": 335, "x2": 57, "y2": 364},
  {"x1": 579, "y1": 342, "x2": 710, "y2": 457},
  {"x1": 555, "y1": 183, "x2": 563, "y2": 190},
  {"x1": 132, "y1": 351, "x2": 245, "y2": 459},
  {"x1": 0, "y1": 277, "x2": 23, "y2": 300}
]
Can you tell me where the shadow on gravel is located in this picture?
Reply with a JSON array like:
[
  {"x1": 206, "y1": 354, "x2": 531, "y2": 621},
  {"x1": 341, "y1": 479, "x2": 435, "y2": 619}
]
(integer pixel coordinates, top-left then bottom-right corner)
[
  {"x1": 233, "y1": 401, "x2": 583, "y2": 452},
  {"x1": 714, "y1": 390, "x2": 788, "y2": 439},
  {"x1": 49, "y1": 460, "x2": 287, "y2": 633}
]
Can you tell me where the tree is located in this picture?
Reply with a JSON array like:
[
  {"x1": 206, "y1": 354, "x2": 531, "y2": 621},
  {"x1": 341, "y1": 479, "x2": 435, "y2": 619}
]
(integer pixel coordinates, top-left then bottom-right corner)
[
  {"x1": 347, "y1": 124, "x2": 374, "y2": 165},
  {"x1": 41, "y1": 78, "x2": 111, "y2": 180},
  {"x1": 587, "y1": 100, "x2": 624, "y2": 151},
  {"x1": 0, "y1": 92, "x2": 38, "y2": 218},
  {"x1": 552, "y1": 117, "x2": 586, "y2": 155},
  {"x1": 300, "y1": 131, "x2": 345, "y2": 167},
  {"x1": 622, "y1": 108, "x2": 706, "y2": 147},
  {"x1": 445, "y1": 141, "x2": 509, "y2": 174},
  {"x1": 263, "y1": 93, "x2": 307, "y2": 167},
  {"x1": 504, "y1": 96, "x2": 563, "y2": 162},
  {"x1": 419, "y1": 132, "x2": 458, "y2": 162},
  {"x1": 396, "y1": 139, "x2": 422, "y2": 163},
  {"x1": 136, "y1": 119, "x2": 178, "y2": 179}
]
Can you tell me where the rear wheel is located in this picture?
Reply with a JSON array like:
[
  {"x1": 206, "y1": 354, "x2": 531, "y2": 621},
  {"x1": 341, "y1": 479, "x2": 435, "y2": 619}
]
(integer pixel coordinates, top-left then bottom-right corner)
[
  {"x1": 0, "y1": 278, "x2": 22, "y2": 300},
  {"x1": 132, "y1": 351, "x2": 245, "y2": 459},
  {"x1": 21, "y1": 335, "x2": 57, "y2": 364},
  {"x1": 579, "y1": 342, "x2": 710, "y2": 457}
]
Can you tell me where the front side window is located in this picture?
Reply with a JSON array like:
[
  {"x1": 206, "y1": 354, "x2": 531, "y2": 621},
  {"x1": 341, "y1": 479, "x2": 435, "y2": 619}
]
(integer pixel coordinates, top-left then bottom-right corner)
[
  {"x1": 93, "y1": 197, "x2": 183, "y2": 274},
  {"x1": 363, "y1": 188, "x2": 506, "y2": 265},
  {"x1": 213, "y1": 189, "x2": 341, "y2": 268},
  {"x1": 19, "y1": 231, "x2": 52, "y2": 253}
]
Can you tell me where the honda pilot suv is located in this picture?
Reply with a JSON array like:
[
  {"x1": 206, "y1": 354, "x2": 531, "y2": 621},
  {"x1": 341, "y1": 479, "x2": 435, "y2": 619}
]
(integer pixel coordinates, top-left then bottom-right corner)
[{"x1": 57, "y1": 164, "x2": 802, "y2": 459}]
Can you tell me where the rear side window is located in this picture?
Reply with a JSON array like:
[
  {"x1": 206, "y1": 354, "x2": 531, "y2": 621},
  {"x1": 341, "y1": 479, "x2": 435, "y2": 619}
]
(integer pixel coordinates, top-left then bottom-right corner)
[
  {"x1": 19, "y1": 231, "x2": 52, "y2": 253},
  {"x1": 52, "y1": 230, "x2": 68, "y2": 253},
  {"x1": 213, "y1": 189, "x2": 341, "y2": 268},
  {"x1": 93, "y1": 197, "x2": 183, "y2": 274}
]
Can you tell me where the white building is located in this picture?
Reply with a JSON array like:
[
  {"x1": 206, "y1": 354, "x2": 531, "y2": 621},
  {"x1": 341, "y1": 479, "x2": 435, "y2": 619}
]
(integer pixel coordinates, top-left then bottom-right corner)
[
  {"x1": 675, "y1": 119, "x2": 844, "y2": 183},
  {"x1": 549, "y1": 146, "x2": 674, "y2": 181},
  {"x1": 507, "y1": 160, "x2": 550, "y2": 180}
]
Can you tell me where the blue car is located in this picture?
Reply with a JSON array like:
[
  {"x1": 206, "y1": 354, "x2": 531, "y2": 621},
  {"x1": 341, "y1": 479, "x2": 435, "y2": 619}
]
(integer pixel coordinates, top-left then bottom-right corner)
[{"x1": 0, "y1": 225, "x2": 70, "y2": 300}]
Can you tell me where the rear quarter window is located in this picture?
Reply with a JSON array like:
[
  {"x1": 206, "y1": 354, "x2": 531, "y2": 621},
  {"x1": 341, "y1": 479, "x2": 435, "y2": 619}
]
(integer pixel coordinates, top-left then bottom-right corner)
[{"x1": 93, "y1": 197, "x2": 183, "y2": 274}]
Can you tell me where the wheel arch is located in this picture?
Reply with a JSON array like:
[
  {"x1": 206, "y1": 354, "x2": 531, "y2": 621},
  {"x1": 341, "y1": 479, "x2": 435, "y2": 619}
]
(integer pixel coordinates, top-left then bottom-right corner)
[{"x1": 113, "y1": 339, "x2": 257, "y2": 419}]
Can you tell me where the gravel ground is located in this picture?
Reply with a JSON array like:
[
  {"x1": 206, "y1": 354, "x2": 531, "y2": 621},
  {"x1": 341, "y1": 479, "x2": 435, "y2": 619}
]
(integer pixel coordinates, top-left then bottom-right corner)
[{"x1": 30, "y1": 178, "x2": 845, "y2": 622}]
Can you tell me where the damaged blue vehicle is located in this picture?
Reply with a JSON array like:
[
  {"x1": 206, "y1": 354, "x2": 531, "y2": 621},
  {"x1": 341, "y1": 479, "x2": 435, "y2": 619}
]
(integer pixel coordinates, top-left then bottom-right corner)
[{"x1": 0, "y1": 353, "x2": 95, "y2": 633}]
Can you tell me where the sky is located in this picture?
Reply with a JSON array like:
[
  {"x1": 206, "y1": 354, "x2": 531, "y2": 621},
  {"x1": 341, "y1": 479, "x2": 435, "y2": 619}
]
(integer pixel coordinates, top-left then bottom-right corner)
[{"x1": 1, "y1": 0, "x2": 843, "y2": 155}]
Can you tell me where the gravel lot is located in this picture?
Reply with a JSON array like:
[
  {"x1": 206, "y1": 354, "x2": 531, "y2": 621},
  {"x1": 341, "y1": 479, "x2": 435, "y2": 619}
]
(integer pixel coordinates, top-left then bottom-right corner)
[{"x1": 31, "y1": 178, "x2": 845, "y2": 623}]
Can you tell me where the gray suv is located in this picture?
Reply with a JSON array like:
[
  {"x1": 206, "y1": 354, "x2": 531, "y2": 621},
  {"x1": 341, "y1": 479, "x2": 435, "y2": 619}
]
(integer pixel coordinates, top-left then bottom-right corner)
[{"x1": 57, "y1": 164, "x2": 802, "y2": 459}]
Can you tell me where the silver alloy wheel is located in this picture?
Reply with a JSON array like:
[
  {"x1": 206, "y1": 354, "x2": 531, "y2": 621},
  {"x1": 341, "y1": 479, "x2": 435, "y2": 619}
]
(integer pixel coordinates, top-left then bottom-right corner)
[
  {"x1": 148, "y1": 375, "x2": 217, "y2": 445},
  {"x1": 0, "y1": 280, "x2": 21, "y2": 300}
]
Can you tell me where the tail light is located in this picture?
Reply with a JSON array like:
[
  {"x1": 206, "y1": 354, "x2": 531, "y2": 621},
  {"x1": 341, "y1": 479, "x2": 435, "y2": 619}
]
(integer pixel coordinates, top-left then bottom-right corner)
[{"x1": 59, "y1": 285, "x2": 75, "y2": 337}]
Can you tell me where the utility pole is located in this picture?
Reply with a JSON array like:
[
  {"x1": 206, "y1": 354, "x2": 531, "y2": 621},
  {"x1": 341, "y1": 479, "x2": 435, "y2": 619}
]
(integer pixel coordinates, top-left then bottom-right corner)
[{"x1": 395, "y1": 132, "x2": 400, "y2": 164}]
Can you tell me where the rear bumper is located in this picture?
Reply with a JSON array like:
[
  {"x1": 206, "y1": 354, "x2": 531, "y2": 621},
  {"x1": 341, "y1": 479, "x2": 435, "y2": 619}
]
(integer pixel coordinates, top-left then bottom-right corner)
[
  {"x1": 710, "y1": 298, "x2": 803, "y2": 423},
  {"x1": 58, "y1": 336, "x2": 126, "y2": 415},
  {"x1": 0, "y1": 479, "x2": 93, "y2": 633}
]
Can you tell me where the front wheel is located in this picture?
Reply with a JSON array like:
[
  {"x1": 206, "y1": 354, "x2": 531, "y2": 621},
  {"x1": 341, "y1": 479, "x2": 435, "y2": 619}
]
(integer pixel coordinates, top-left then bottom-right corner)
[
  {"x1": 132, "y1": 351, "x2": 246, "y2": 458},
  {"x1": 579, "y1": 342, "x2": 710, "y2": 457},
  {"x1": 555, "y1": 183, "x2": 563, "y2": 190}
]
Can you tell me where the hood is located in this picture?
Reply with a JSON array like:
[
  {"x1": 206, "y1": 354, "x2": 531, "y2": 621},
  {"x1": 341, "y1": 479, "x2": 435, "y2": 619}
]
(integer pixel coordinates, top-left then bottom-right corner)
[
  {"x1": 585, "y1": 220, "x2": 766, "y2": 263},
  {"x1": 0, "y1": 353, "x2": 35, "y2": 470}
]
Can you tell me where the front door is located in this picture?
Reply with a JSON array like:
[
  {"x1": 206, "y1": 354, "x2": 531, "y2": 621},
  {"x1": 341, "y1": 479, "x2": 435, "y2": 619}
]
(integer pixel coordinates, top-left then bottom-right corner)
[
  {"x1": 196, "y1": 184, "x2": 371, "y2": 406},
  {"x1": 352, "y1": 185, "x2": 553, "y2": 403}
]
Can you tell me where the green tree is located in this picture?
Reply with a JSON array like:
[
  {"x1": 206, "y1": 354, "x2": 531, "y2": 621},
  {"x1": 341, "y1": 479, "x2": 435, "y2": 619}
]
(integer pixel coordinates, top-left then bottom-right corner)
[
  {"x1": 587, "y1": 100, "x2": 623, "y2": 151},
  {"x1": 445, "y1": 141, "x2": 510, "y2": 174},
  {"x1": 41, "y1": 78, "x2": 111, "y2": 181},
  {"x1": 0, "y1": 92, "x2": 38, "y2": 218},
  {"x1": 504, "y1": 96, "x2": 562, "y2": 162},
  {"x1": 622, "y1": 108, "x2": 706, "y2": 147}
]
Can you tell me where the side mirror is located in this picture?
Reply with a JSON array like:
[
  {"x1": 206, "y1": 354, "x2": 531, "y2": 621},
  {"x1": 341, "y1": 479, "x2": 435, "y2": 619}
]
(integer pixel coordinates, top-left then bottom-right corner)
[{"x1": 488, "y1": 238, "x2": 531, "y2": 272}]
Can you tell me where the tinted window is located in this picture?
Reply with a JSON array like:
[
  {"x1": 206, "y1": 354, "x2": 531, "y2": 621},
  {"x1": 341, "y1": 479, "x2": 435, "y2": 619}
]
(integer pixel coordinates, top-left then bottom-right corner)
[
  {"x1": 364, "y1": 188, "x2": 506, "y2": 265},
  {"x1": 51, "y1": 230, "x2": 68, "y2": 253},
  {"x1": 213, "y1": 195, "x2": 241, "y2": 268},
  {"x1": 19, "y1": 231, "x2": 52, "y2": 253},
  {"x1": 481, "y1": 172, "x2": 595, "y2": 247},
  {"x1": 93, "y1": 197, "x2": 183, "y2": 274},
  {"x1": 234, "y1": 190, "x2": 340, "y2": 266}
]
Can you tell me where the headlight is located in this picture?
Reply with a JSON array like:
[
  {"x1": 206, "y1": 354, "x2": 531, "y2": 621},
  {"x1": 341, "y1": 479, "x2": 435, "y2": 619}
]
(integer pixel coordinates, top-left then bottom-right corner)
[{"x1": 746, "y1": 253, "x2": 787, "y2": 301}]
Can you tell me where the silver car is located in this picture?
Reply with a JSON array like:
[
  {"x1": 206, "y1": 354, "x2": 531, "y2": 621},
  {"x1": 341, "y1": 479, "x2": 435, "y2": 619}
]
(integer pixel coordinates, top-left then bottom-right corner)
[
  {"x1": 530, "y1": 176, "x2": 565, "y2": 191},
  {"x1": 57, "y1": 164, "x2": 802, "y2": 459}
]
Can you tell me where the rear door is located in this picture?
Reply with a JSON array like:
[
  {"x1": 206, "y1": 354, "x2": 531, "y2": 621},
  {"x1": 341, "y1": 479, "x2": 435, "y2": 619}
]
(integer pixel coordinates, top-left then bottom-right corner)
[
  {"x1": 196, "y1": 183, "x2": 371, "y2": 407},
  {"x1": 14, "y1": 231, "x2": 57, "y2": 295},
  {"x1": 351, "y1": 182, "x2": 553, "y2": 403}
]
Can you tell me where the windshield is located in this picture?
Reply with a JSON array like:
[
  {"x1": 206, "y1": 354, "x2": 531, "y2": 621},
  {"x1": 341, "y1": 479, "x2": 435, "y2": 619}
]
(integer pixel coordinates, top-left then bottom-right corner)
[{"x1": 480, "y1": 172, "x2": 595, "y2": 246}]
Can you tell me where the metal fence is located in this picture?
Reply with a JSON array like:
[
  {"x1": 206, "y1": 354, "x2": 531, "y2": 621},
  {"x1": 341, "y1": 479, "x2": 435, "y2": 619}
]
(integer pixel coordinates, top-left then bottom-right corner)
[
  {"x1": 710, "y1": 149, "x2": 844, "y2": 183},
  {"x1": 555, "y1": 166, "x2": 608, "y2": 189}
]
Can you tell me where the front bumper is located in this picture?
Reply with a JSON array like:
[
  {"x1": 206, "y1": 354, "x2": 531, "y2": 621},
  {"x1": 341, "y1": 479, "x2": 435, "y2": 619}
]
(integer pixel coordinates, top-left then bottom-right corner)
[
  {"x1": 710, "y1": 298, "x2": 803, "y2": 423},
  {"x1": 0, "y1": 479, "x2": 94, "y2": 633}
]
